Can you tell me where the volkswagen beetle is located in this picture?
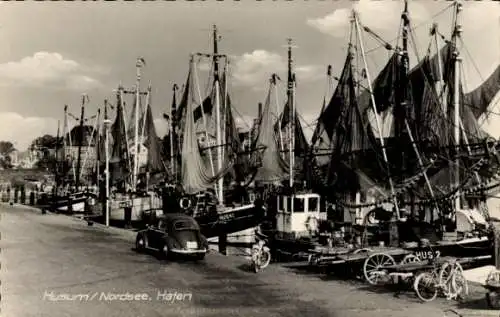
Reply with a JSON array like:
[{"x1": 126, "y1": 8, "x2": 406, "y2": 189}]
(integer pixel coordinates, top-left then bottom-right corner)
[{"x1": 135, "y1": 213, "x2": 209, "y2": 260}]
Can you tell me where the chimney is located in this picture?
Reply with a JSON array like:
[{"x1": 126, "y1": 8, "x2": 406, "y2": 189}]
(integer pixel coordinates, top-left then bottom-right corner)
[{"x1": 258, "y1": 102, "x2": 263, "y2": 119}]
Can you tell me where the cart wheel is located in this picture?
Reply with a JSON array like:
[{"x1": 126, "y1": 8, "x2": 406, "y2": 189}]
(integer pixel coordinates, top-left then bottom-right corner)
[
  {"x1": 414, "y1": 272, "x2": 438, "y2": 302},
  {"x1": 363, "y1": 252, "x2": 395, "y2": 285},
  {"x1": 399, "y1": 254, "x2": 421, "y2": 283},
  {"x1": 486, "y1": 291, "x2": 500, "y2": 309},
  {"x1": 400, "y1": 254, "x2": 420, "y2": 265},
  {"x1": 353, "y1": 248, "x2": 373, "y2": 255}
]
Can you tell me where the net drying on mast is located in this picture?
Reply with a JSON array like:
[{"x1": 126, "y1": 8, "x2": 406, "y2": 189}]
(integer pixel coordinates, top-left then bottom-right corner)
[{"x1": 310, "y1": 2, "x2": 500, "y2": 216}]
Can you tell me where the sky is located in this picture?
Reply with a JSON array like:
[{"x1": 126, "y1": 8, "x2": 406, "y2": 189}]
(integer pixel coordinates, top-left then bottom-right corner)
[{"x1": 0, "y1": 0, "x2": 498, "y2": 151}]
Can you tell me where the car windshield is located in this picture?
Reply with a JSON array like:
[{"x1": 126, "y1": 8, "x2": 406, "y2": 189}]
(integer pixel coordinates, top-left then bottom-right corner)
[{"x1": 173, "y1": 220, "x2": 197, "y2": 231}]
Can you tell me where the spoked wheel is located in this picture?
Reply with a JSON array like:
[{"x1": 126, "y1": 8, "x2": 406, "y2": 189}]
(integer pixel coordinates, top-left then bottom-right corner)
[
  {"x1": 399, "y1": 254, "x2": 421, "y2": 283},
  {"x1": 400, "y1": 254, "x2": 420, "y2": 265},
  {"x1": 353, "y1": 248, "x2": 373, "y2": 255},
  {"x1": 439, "y1": 261, "x2": 468, "y2": 300},
  {"x1": 486, "y1": 291, "x2": 500, "y2": 309},
  {"x1": 253, "y1": 260, "x2": 260, "y2": 273},
  {"x1": 414, "y1": 272, "x2": 438, "y2": 302},
  {"x1": 259, "y1": 250, "x2": 271, "y2": 269},
  {"x1": 363, "y1": 253, "x2": 396, "y2": 285},
  {"x1": 451, "y1": 263, "x2": 468, "y2": 300},
  {"x1": 135, "y1": 234, "x2": 146, "y2": 253}
]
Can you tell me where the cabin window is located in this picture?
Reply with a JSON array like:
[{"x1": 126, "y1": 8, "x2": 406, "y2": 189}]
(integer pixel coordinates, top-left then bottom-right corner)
[
  {"x1": 285, "y1": 197, "x2": 291, "y2": 212},
  {"x1": 309, "y1": 197, "x2": 319, "y2": 212},
  {"x1": 293, "y1": 198, "x2": 305, "y2": 212}
]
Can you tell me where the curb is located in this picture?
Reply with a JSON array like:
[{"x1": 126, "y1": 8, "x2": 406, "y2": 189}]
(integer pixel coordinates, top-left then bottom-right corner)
[
  {"x1": 0, "y1": 202, "x2": 49, "y2": 213},
  {"x1": 1, "y1": 202, "x2": 137, "y2": 241},
  {"x1": 72, "y1": 214, "x2": 138, "y2": 240}
]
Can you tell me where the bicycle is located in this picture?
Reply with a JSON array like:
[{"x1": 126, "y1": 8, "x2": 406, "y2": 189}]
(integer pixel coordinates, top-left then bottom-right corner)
[
  {"x1": 413, "y1": 257, "x2": 468, "y2": 302},
  {"x1": 251, "y1": 233, "x2": 271, "y2": 273}
]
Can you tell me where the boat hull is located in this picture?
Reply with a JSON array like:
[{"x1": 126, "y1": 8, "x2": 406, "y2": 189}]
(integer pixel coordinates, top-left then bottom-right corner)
[
  {"x1": 269, "y1": 233, "x2": 493, "y2": 267},
  {"x1": 41, "y1": 192, "x2": 92, "y2": 213},
  {"x1": 196, "y1": 204, "x2": 266, "y2": 238},
  {"x1": 108, "y1": 195, "x2": 162, "y2": 222},
  {"x1": 403, "y1": 237, "x2": 493, "y2": 267}
]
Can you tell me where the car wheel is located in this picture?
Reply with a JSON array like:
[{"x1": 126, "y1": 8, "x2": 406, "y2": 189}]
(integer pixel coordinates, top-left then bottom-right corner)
[
  {"x1": 195, "y1": 253, "x2": 205, "y2": 261},
  {"x1": 135, "y1": 234, "x2": 146, "y2": 253},
  {"x1": 159, "y1": 243, "x2": 169, "y2": 260}
]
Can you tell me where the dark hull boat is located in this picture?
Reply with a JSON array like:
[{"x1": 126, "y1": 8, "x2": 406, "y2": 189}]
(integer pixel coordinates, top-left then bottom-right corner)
[
  {"x1": 167, "y1": 26, "x2": 266, "y2": 239},
  {"x1": 37, "y1": 191, "x2": 94, "y2": 214},
  {"x1": 195, "y1": 203, "x2": 266, "y2": 238}
]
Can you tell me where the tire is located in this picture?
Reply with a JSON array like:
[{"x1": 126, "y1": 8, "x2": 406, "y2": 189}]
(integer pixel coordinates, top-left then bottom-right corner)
[
  {"x1": 486, "y1": 291, "x2": 500, "y2": 309},
  {"x1": 253, "y1": 261, "x2": 260, "y2": 273},
  {"x1": 260, "y1": 250, "x2": 271, "y2": 269},
  {"x1": 159, "y1": 243, "x2": 169, "y2": 260},
  {"x1": 195, "y1": 253, "x2": 205, "y2": 261},
  {"x1": 135, "y1": 234, "x2": 146, "y2": 253},
  {"x1": 414, "y1": 272, "x2": 438, "y2": 302}
]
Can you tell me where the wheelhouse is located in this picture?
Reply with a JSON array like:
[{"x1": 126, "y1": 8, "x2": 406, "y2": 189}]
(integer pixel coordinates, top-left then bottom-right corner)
[{"x1": 276, "y1": 193, "x2": 326, "y2": 237}]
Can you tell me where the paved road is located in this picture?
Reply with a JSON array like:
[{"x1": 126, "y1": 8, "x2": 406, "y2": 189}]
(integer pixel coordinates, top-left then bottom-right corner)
[{"x1": 0, "y1": 205, "x2": 496, "y2": 317}]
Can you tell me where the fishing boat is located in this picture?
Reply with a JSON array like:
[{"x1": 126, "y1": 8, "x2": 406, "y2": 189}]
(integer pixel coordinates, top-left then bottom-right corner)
[
  {"x1": 167, "y1": 26, "x2": 266, "y2": 238},
  {"x1": 267, "y1": 0, "x2": 500, "y2": 264},
  {"x1": 243, "y1": 40, "x2": 328, "y2": 257},
  {"x1": 45, "y1": 99, "x2": 99, "y2": 213},
  {"x1": 102, "y1": 67, "x2": 165, "y2": 224}
]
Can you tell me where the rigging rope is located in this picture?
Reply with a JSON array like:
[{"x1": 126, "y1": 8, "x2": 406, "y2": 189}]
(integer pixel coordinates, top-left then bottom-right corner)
[
  {"x1": 336, "y1": 157, "x2": 500, "y2": 208},
  {"x1": 79, "y1": 113, "x2": 99, "y2": 183}
]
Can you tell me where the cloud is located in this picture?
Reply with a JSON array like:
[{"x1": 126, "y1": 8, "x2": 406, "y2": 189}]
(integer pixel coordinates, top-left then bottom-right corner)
[
  {"x1": 231, "y1": 50, "x2": 323, "y2": 89},
  {"x1": 307, "y1": 0, "x2": 429, "y2": 38},
  {"x1": 0, "y1": 112, "x2": 59, "y2": 151},
  {"x1": 0, "y1": 52, "x2": 103, "y2": 91}
]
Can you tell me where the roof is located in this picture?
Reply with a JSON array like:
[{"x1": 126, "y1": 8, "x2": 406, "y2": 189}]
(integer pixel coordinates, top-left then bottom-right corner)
[{"x1": 158, "y1": 213, "x2": 198, "y2": 222}]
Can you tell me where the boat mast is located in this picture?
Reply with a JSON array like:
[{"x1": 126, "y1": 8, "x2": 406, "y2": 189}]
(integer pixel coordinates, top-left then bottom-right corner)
[
  {"x1": 353, "y1": 11, "x2": 400, "y2": 216},
  {"x1": 133, "y1": 58, "x2": 145, "y2": 192},
  {"x1": 64, "y1": 105, "x2": 76, "y2": 184},
  {"x1": 55, "y1": 120, "x2": 61, "y2": 187},
  {"x1": 400, "y1": 0, "x2": 439, "y2": 215},
  {"x1": 452, "y1": 0, "x2": 463, "y2": 211},
  {"x1": 104, "y1": 99, "x2": 111, "y2": 227},
  {"x1": 75, "y1": 95, "x2": 87, "y2": 191},
  {"x1": 95, "y1": 108, "x2": 101, "y2": 186},
  {"x1": 213, "y1": 25, "x2": 224, "y2": 206},
  {"x1": 287, "y1": 38, "x2": 295, "y2": 189},
  {"x1": 170, "y1": 84, "x2": 178, "y2": 178}
]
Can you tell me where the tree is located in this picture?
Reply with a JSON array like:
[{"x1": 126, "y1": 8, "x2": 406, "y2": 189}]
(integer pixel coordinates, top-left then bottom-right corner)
[
  {"x1": 0, "y1": 141, "x2": 15, "y2": 156},
  {"x1": 30, "y1": 134, "x2": 62, "y2": 151},
  {"x1": 0, "y1": 141, "x2": 15, "y2": 169}
]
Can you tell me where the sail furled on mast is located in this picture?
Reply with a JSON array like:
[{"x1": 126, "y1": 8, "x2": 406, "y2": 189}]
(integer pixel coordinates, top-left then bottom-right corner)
[
  {"x1": 361, "y1": 53, "x2": 400, "y2": 115},
  {"x1": 141, "y1": 103, "x2": 166, "y2": 174},
  {"x1": 465, "y1": 65, "x2": 500, "y2": 119},
  {"x1": 127, "y1": 92, "x2": 141, "y2": 145},
  {"x1": 180, "y1": 60, "x2": 235, "y2": 194},
  {"x1": 277, "y1": 98, "x2": 310, "y2": 157},
  {"x1": 325, "y1": 52, "x2": 377, "y2": 195},
  {"x1": 110, "y1": 99, "x2": 130, "y2": 185},
  {"x1": 252, "y1": 78, "x2": 289, "y2": 184}
]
